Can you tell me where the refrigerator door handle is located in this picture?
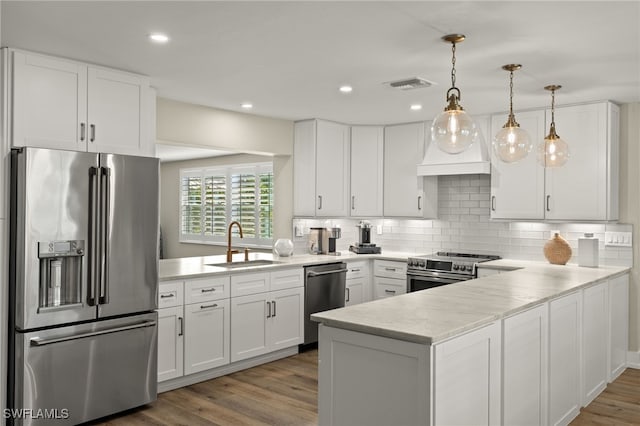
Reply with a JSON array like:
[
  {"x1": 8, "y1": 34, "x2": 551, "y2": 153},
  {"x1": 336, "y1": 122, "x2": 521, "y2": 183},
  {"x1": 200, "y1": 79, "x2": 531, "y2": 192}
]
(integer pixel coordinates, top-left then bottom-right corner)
[
  {"x1": 29, "y1": 320, "x2": 157, "y2": 346},
  {"x1": 99, "y1": 166, "x2": 111, "y2": 305},
  {"x1": 87, "y1": 166, "x2": 99, "y2": 306}
]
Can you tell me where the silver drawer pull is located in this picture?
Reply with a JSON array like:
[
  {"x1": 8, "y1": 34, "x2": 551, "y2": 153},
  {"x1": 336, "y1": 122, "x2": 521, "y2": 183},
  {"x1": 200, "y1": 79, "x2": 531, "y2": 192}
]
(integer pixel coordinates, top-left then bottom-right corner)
[
  {"x1": 351, "y1": 268, "x2": 360, "y2": 272},
  {"x1": 200, "y1": 303, "x2": 218, "y2": 310},
  {"x1": 201, "y1": 288, "x2": 216, "y2": 293},
  {"x1": 160, "y1": 294, "x2": 175, "y2": 299},
  {"x1": 384, "y1": 289, "x2": 396, "y2": 294},
  {"x1": 385, "y1": 267, "x2": 397, "y2": 272}
]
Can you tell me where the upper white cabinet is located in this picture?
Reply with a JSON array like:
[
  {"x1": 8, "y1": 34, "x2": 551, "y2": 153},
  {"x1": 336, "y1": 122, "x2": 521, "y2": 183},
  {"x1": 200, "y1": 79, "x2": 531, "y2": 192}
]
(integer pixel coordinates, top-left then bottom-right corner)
[
  {"x1": 293, "y1": 119, "x2": 350, "y2": 217},
  {"x1": 10, "y1": 49, "x2": 154, "y2": 157},
  {"x1": 490, "y1": 109, "x2": 546, "y2": 219},
  {"x1": 350, "y1": 126, "x2": 384, "y2": 217},
  {"x1": 383, "y1": 122, "x2": 437, "y2": 218},
  {"x1": 490, "y1": 102, "x2": 619, "y2": 221}
]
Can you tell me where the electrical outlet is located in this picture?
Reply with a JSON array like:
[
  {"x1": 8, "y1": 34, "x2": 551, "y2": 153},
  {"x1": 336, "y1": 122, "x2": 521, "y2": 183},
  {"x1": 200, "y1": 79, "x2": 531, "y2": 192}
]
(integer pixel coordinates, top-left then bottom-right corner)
[
  {"x1": 550, "y1": 230, "x2": 560, "y2": 238},
  {"x1": 377, "y1": 225, "x2": 383, "y2": 235},
  {"x1": 294, "y1": 226, "x2": 304, "y2": 237},
  {"x1": 605, "y1": 231, "x2": 632, "y2": 247}
]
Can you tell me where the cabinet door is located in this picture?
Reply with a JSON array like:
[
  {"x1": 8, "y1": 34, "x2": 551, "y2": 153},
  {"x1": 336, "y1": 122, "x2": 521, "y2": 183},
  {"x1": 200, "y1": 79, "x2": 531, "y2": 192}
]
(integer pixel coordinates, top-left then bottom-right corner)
[
  {"x1": 503, "y1": 304, "x2": 548, "y2": 426},
  {"x1": 345, "y1": 278, "x2": 365, "y2": 306},
  {"x1": 293, "y1": 120, "x2": 317, "y2": 216},
  {"x1": 373, "y1": 276, "x2": 406, "y2": 299},
  {"x1": 433, "y1": 322, "x2": 501, "y2": 426},
  {"x1": 490, "y1": 109, "x2": 546, "y2": 219},
  {"x1": 549, "y1": 291, "x2": 581, "y2": 426},
  {"x1": 384, "y1": 122, "x2": 437, "y2": 218},
  {"x1": 350, "y1": 126, "x2": 383, "y2": 217},
  {"x1": 315, "y1": 120, "x2": 350, "y2": 216},
  {"x1": 269, "y1": 287, "x2": 304, "y2": 350},
  {"x1": 582, "y1": 281, "x2": 609, "y2": 405},
  {"x1": 87, "y1": 67, "x2": 149, "y2": 156},
  {"x1": 545, "y1": 103, "x2": 611, "y2": 220},
  {"x1": 12, "y1": 50, "x2": 87, "y2": 151},
  {"x1": 609, "y1": 274, "x2": 629, "y2": 381},
  {"x1": 184, "y1": 299, "x2": 230, "y2": 374},
  {"x1": 157, "y1": 306, "x2": 184, "y2": 382},
  {"x1": 231, "y1": 292, "x2": 269, "y2": 362}
]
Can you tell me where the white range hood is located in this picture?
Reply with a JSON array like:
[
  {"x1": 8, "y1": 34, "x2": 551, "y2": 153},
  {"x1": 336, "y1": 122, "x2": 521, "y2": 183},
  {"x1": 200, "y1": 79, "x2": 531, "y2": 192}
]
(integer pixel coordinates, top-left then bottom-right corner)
[{"x1": 417, "y1": 132, "x2": 491, "y2": 176}]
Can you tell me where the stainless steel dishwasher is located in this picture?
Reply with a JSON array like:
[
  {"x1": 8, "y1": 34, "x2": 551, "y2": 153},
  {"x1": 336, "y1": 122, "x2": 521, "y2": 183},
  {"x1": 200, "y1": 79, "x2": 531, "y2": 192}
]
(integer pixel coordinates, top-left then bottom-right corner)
[{"x1": 303, "y1": 262, "x2": 348, "y2": 344}]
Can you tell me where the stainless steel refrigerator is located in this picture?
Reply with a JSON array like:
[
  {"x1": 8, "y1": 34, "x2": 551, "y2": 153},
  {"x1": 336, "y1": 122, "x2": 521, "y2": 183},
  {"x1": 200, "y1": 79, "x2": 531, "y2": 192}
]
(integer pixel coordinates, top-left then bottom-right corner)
[{"x1": 8, "y1": 147, "x2": 159, "y2": 425}]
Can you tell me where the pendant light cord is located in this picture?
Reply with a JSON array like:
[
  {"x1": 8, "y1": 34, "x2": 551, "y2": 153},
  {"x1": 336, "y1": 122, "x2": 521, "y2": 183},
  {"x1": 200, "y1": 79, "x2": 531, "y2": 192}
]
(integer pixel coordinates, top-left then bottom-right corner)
[
  {"x1": 550, "y1": 88, "x2": 556, "y2": 126},
  {"x1": 450, "y1": 41, "x2": 457, "y2": 89},
  {"x1": 509, "y1": 70, "x2": 514, "y2": 115}
]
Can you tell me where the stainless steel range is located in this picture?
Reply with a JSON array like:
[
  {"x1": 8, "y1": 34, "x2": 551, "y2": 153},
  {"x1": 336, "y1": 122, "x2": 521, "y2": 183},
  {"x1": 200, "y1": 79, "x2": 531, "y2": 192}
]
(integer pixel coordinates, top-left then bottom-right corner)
[{"x1": 406, "y1": 252, "x2": 501, "y2": 293}]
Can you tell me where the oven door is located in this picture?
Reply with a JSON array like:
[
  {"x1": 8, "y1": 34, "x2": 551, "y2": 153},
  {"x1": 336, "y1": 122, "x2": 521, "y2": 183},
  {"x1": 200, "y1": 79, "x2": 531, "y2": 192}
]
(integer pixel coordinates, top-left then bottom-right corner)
[{"x1": 406, "y1": 271, "x2": 467, "y2": 292}]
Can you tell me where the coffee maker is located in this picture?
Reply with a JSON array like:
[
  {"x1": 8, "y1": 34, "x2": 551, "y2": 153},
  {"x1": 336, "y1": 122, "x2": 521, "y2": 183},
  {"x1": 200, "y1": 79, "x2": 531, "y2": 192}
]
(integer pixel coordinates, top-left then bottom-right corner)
[
  {"x1": 308, "y1": 227, "x2": 342, "y2": 255},
  {"x1": 349, "y1": 221, "x2": 381, "y2": 254}
]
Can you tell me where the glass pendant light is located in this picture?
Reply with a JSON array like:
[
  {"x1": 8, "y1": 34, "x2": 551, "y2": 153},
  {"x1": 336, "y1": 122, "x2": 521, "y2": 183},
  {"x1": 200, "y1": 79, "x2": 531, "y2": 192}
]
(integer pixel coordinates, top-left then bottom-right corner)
[
  {"x1": 493, "y1": 64, "x2": 532, "y2": 163},
  {"x1": 538, "y1": 85, "x2": 569, "y2": 167},
  {"x1": 432, "y1": 34, "x2": 477, "y2": 154}
]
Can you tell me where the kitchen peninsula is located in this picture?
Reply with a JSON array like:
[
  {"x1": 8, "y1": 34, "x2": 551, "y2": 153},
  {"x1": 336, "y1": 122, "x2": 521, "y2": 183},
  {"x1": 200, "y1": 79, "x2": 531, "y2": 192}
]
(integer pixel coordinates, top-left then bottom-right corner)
[{"x1": 311, "y1": 260, "x2": 630, "y2": 426}]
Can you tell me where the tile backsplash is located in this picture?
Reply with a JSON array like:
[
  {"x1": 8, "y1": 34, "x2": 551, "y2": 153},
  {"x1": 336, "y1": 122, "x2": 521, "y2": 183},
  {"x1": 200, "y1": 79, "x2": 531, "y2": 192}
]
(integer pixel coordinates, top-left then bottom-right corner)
[{"x1": 292, "y1": 174, "x2": 633, "y2": 267}]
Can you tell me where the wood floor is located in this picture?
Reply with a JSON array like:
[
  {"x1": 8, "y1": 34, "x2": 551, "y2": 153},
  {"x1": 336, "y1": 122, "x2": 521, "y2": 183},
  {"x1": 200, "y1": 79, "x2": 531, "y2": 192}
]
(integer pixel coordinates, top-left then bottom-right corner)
[{"x1": 89, "y1": 350, "x2": 640, "y2": 425}]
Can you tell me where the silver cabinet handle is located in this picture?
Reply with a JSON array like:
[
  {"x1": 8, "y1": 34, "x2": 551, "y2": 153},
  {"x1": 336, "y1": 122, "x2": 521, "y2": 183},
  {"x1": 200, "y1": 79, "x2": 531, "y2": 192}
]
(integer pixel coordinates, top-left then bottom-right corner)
[
  {"x1": 307, "y1": 268, "x2": 348, "y2": 277},
  {"x1": 546, "y1": 195, "x2": 551, "y2": 212},
  {"x1": 200, "y1": 288, "x2": 216, "y2": 293},
  {"x1": 384, "y1": 289, "x2": 396, "y2": 294},
  {"x1": 272, "y1": 300, "x2": 276, "y2": 317},
  {"x1": 385, "y1": 267, "x2": 397, "y2": 272},
  {"x1": 160, "y1": 294, "x2": 175, "y2": 299},
  {"x1": 351, "y1": 268, "x2": 360, "y2": 272},
  {"x1": 178, "y1": 317, "x2": 183, "y2": 336},
  {"x1": 351, "y1": 195, "x2": 355, "y2": 210},
  {"x1": 318, "y1": 195, "x2": 323, "y2": 210},
  {"x1": 90, "y1": 124, "x2": 96, "y2": 142},
  {"x1": 266, "y1": 301, "x2": 272, "y2": 318},
  {"x1": 80, "y1": 122, "x2": 86, "y2": 141},
  {"x1": 346, "y1": 287, "x2": 350, "y2": 302},
  {"x1": 418, "y1": 195, "x2": 422, "y2": 210},
  {"x1": 491, "y1": 195, "x2": 496, "y2": 211},
  {"x1": 30, "y1": 320, "x2": 157, "y2": 346},
  {"x1": 200, "y1": 303, "x2": 218, "y2": 310}
]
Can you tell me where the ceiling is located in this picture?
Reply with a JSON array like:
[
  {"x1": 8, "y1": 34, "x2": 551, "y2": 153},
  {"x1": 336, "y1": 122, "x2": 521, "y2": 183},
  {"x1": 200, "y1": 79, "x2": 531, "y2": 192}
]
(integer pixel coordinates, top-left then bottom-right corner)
[{"x1": 2, "y1": 1, "x2": 639, "y2": 127}]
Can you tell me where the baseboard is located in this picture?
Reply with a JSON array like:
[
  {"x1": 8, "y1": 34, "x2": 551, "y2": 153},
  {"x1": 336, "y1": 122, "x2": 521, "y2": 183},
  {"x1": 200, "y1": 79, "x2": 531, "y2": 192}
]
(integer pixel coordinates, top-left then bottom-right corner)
[
  {"x1": 626, "y1": 350, "x2": 640, "y2": 369},
  {"x1": 158, "y1": 346, "x2": 299, "y2": 393}
]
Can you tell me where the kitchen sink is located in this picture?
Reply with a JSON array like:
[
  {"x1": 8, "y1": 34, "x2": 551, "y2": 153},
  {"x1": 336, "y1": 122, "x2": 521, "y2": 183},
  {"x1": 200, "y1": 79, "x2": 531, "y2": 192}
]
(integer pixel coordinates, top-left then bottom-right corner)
[{"x1": 206, "y1": 259, "x2": 282, "y2": 269}]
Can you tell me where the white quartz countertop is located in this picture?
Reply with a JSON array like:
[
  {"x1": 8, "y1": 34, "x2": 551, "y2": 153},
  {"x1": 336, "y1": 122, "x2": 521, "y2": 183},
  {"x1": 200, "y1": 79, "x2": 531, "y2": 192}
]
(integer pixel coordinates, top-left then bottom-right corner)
[
  {"x1": 159, "y1": 250, "x2": 413, "y2": 281},
  {"x1": 311, "y1": 259, "x2": 630, "y2": 345}
]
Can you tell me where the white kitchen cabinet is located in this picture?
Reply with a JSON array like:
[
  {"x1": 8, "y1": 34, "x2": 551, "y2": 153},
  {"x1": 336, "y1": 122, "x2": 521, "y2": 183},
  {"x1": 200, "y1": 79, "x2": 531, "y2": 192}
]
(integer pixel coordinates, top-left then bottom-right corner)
[
  {"x1": 350, "y1": 126, "x2": 383, "y2": 217},
  {"x1": 10, "y1": 49, "x2": 153, "y2": 157},
  {"x1": 373, "y1": 260, "x2": 406, "y2": 300},
  {"x1": 502, "y1": 304, "x2": 548, "y2": 426},
  {"x1": 230, "y1": 268, "x2": 304, "y2": 362},
  {"x1": 608, "y1": 274, "x2": 628, "y2": 381},
  {"x1": 345, "y1": 260, "x2": 370, "y2": 306},
  {"x1": 548, "y1": 291, "x2": 581, "y2": 426},
  {"x1": 490, "y1": 109, "x2": 546, "y2": 219},
  {"x1": 545, "y1": 102, "x2": 619, "y2": 221},
  {"x1": 433, "y1": 322, "x2": 501, "y2": 426},
  {"x1": 383, "y1": 122, "x2": 437, "y2": 218},
  {"x1": 184, "y1": 298, "x2": 230, "y2": 374},
  {"x1": 157, "y1": 280, "x2": 184, "y2": 383},
  {"x1": 582, "y1": 280, "x2": 609, "y2": 406},
  {"x1": 293, "y1": 119, "x2": 350, "y2": 217},
  {"x1": 490, "y1": 102, "x2": 619, "y2": 221}
]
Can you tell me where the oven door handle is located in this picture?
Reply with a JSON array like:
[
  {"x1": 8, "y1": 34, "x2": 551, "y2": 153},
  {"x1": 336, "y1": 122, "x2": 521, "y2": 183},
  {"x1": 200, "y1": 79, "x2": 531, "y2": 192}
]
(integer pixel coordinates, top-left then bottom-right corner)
[{"x1": 407, "y1": 274, "x2": 465, "y2": 284}]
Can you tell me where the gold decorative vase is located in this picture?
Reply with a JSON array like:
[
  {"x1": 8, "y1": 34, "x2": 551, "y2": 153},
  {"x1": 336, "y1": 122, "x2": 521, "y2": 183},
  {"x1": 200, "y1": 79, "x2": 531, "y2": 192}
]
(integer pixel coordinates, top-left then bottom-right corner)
[{"x1": 544, "y1": 232, "x2": 572, "y2": 265}]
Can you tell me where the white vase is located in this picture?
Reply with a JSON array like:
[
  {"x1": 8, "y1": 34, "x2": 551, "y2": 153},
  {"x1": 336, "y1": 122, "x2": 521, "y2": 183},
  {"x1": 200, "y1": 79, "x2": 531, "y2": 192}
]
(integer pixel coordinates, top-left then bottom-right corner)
[{"x1": 273, "y1": 238, "x2": 294, "y2": 257}]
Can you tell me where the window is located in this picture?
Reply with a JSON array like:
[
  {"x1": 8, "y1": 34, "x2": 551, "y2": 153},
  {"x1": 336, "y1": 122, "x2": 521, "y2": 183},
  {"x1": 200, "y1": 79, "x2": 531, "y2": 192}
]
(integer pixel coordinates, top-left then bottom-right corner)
[{"x1": 180, "y1": 162, "x2": 273, "y2": 247}]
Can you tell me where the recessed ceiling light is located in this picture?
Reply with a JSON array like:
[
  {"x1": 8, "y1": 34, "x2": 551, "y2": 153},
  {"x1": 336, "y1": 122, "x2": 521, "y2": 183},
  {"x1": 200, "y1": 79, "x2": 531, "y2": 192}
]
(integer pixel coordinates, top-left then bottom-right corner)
[
  {"x1": 241, "y1": 103, "x2": 253, "y2": 109},
  {"x1": 149, "y1": 33, "x2": 169, "y2": 43},
  {"x1": 410, "y1": 104, "x2": 423, "y2": 111},
  {"x1": 339, "y1": 85, "x2": 353, "y2": 93}
]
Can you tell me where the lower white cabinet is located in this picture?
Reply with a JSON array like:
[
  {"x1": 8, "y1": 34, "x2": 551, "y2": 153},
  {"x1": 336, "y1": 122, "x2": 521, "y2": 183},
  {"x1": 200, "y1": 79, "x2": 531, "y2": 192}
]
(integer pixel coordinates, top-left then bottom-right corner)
[
  {"x1": 548, "y1": 291, "x2": 581, "y2": 426},
  {"x1": 582, "y1": 280, "x2": 609, "y2": 406},
  {"x1": 184, "y1": 298, "x2": 230, "y2": 374},
  {"x1": 433, "y1": 322, "x2": 501, "y2": 426},
  {"x1": 157, "y1": 306, "x2": 184, "y2": 382},
  {"x1": 373, "y1": 260, "x2": 407, "y2": 300},
  {"x1": 502, "y1": 304, "x2": 548, "y2": 426},
  {"x1": 609, "y1": 274, "x2": 629, "y2": 381},
  {"x1": 346, "y1": 260, "x2": 370, "y2": 306}
]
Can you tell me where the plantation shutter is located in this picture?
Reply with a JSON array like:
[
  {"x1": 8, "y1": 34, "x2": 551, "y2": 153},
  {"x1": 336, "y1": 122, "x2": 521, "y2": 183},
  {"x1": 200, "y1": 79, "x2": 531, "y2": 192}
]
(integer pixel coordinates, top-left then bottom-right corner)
[{"x1": 181, "y1": 175, "x2": 203, "y2": 236}]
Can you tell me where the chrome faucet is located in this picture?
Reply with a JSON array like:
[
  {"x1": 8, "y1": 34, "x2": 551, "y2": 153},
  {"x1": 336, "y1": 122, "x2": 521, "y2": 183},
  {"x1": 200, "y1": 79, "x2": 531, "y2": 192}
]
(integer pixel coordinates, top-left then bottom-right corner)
[{"x1": 226, "y1": 221, "x2": 250, "y2": 262}]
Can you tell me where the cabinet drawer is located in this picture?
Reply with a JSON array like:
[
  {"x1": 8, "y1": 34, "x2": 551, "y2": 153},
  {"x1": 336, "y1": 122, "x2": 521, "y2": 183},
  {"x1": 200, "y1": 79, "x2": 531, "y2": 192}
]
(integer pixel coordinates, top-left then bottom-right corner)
[
  {"x1": 346, "y1": 261, "x2": 369, "y2": 280},
  {"x1": 374, "y1": 277, "x2": 407, "y2": 299},
  {"x1": 231, "y1": 272, "x2": 270, "y2": 297},
  {"x1": 270, "y1": 268, "x2": 304, "y2": 292},
  {"x1": 373, "y1": 260, "x2": 406, "y2": 280},
  {"x1": 185, "y1": 276, "x2": 230, "y2": 304},
  {"x1": 158, "y1": 280, "x2": 183, "y2": 308}
]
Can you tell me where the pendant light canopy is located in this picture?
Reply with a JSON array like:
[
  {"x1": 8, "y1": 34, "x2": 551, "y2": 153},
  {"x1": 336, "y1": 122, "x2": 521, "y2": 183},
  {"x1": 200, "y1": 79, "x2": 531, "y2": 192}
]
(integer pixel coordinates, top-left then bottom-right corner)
[
  {"x1": 432, "y1": 34, "x2": 477, "y2": 155},
  {"x1": 493, "y1": 64, "x2": 532, "y2": 163},
  {"x1": 538, "y1": 85, "x2": 569, "y2": 167}
]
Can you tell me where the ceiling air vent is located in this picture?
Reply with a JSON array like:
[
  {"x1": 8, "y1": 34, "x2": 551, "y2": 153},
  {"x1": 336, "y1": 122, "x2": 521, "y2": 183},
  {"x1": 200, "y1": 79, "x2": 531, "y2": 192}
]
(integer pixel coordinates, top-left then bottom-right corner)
[{"x1": 387, "y1": 77, "x2": 435, "y2": 90}]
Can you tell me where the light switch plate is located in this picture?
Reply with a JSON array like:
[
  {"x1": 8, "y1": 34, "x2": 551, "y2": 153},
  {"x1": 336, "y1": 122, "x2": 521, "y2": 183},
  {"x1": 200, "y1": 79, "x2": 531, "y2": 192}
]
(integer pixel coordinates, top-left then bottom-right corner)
[{"x1": 604, "y1": 231, "x2": 632, "y2": 247}]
